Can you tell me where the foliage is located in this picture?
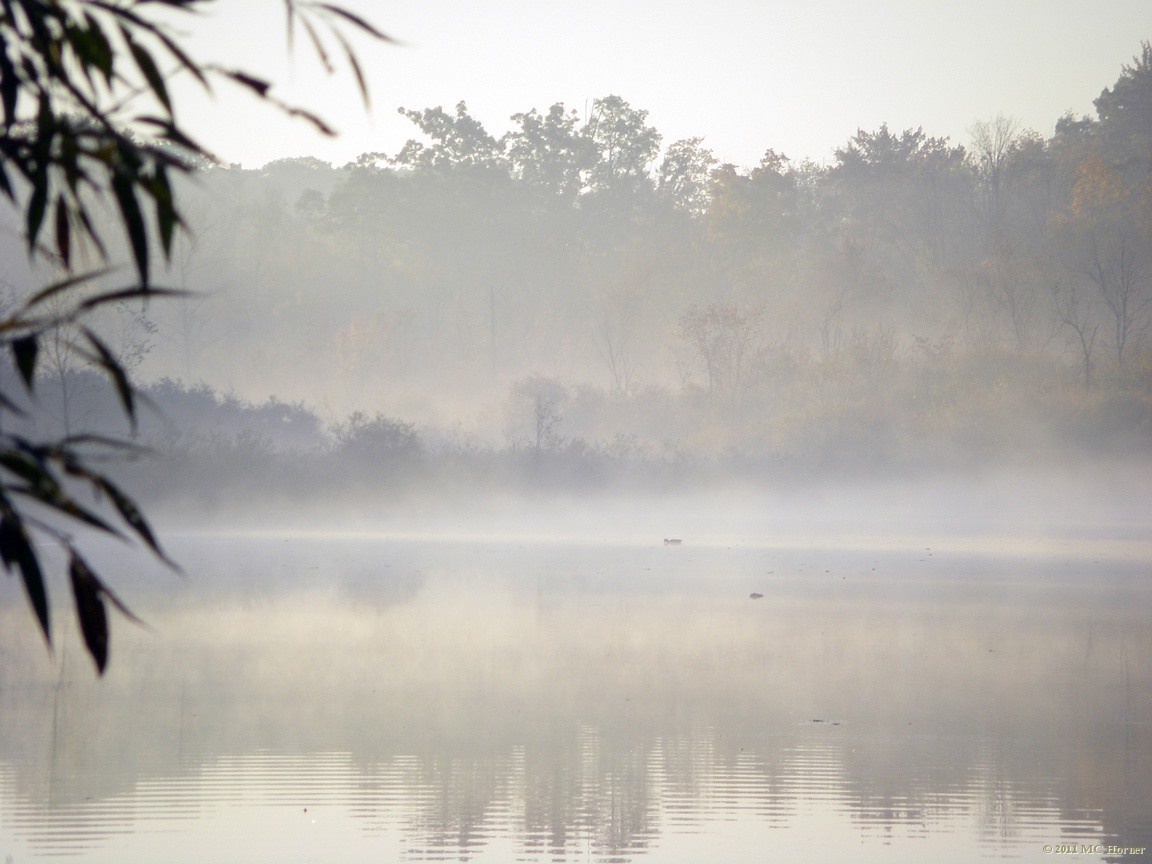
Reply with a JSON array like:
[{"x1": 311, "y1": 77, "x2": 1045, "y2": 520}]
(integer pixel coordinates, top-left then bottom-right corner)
[
  {"x1": 0, "y1": 0, "x2": 388, "y2": 673},
  {"x1": 1094, "y1": 41, "x2": 1152, "y2": 147},
  {"x1": 657, "y1": 137, "x2": 716, "y2": 216},
  {"x1": 504, "y1": 103, "x2": 595, "y2": 201},
  {"x1": 583, "y1": 94, "x2": 661, "y2": 196},
  {"x1": 331, "y1": 410, "x2": 422, "y2": 464},
  {"x1": 394, "y1": 101, "x2": 506, "y2": 173}
]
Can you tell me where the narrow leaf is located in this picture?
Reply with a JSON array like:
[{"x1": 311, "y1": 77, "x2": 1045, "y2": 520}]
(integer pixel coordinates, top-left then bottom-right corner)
[
  {"x1": 0, "y1": 162, "x2": 14, "y2": 201},
  {"x1": 0, "y1": 46, "x2": 18, "y2": 124},
  {"x1": 12, "y1": 336, "x2": 38, "y2": 391},
  {"x1": 26, "y1": 179, "x2": 48, "y2": 251},
  {"x1": 81, "y1": 329, "x2": 136, "y2": 424},
  {"x1": 23, "y1": 267, "x2": 114, "y2": 310},
  {"x1": 96, "y1": 474, "x2": 174, "y2": 566},
  {"x1": 281, "y1": 103, "x2": 336, "y2": 136},
  {"x1": 300, "y1": 17, "x2": 333, "y2": 73},
  {"x1": 10, "y1": 486, "x2": 126, "y2": 538},
  {"x1": 91, "y1": 2, "x2": 209, "y2": 87},
  {"x1": 284, "y1": 0, "x2": 295, "y2": 49},
  {"x1": 221, "y1": 69, "x2": 271, "y2": 97},
  {"x1": 54, "y1": 195, "x2": 71, "y2": 266},
  {"x1": 0, "y1": 451, "x2": 46, "y2": 485},
  {"x1": 128, "y1": 38, "x2": 172, "y2": 113},
  {"x1": 111, "y1": 173, "x2": 149, "y2": 286},
  {"x1": 69, "y1": 553, "x2": 108, "y2": 674},
  {"x1": 334, "y1": 29, "x2": 369, "y2": 107},
  {"x1": 78, "y1": 286, "x2": 188, "y2": 311},
  {"x1": 315, "y1": 4, "x2": 394, "y2": 41},
  {"x1": 151, "y1": 169, "x2": 177, "y2": 257},
  {"x1": 0, "y1": 516, "x2": 50, "y2": 645}
]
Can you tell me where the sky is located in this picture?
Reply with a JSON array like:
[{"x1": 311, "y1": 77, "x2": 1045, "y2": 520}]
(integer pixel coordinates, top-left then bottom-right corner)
[{"x1": 167, "y1": 0, "x2": 1151, "y2": 170}]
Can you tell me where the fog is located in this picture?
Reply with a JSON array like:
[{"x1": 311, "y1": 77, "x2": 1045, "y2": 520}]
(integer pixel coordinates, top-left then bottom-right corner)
[
  {"x1": 2, "y1": 35, "x2": 1152, "y2": 864},
  {"x1": 4, "y1": 72, "x2": 1152, "y2": 537},
  {"x1": 2, "y1": 533, "x2": 1149, "y2": 862}
]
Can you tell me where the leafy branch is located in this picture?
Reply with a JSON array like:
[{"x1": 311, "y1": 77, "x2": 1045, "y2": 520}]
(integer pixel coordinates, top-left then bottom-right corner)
[{"x1": 0, "y1": 0, "x2": 390, "y2": 673}]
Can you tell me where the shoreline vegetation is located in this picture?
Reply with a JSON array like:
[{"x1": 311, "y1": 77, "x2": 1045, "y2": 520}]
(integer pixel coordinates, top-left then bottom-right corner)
[
  {"x1": 7, "y1": 370, "x2": 1142, "y2": 529},
  {"x1": 3, "y1": 44, "x2": 1151, "y2": 531}
]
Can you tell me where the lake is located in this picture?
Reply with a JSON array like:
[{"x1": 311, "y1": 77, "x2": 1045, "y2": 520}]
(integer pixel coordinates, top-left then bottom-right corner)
[{"x1": 1, "y1": 528, "x2": 1149, "y2": 863}]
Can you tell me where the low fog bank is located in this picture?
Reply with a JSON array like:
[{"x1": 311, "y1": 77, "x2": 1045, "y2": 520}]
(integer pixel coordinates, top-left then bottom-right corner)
[
  {"x1": 164, "y1": 467, "x2": 1152, "y2": 548},
  {"x1": 0, "y1": 365, "x2": 1147, "y2": 543},
  {"x1": 144, "y1": 440, "x2": 1150, "y2": 547}
]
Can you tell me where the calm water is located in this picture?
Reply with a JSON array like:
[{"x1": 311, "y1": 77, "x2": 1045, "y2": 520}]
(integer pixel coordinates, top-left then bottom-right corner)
[{"x1": 0, "y1": 531, "x2": 1149, "y2": 863}]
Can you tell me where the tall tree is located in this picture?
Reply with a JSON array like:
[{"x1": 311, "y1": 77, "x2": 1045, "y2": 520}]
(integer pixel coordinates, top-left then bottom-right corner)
[
  {"x1": 583, "y1": 95, "x2": 661, "y2": 197},
  {"x1": 394, "y1": 101, "x2": 507, "y2": 173},
  {"x1": 657, "y1": 137, "x2": 717, "y2": 216},
  {"x1": 1094, "y1": 41, "x2": 1152, "y2": 150},
  {"x1": 830, "y1": 124, "x2": 969, "y2": 305},
  {"x1": 504, "y1": 103, "x2": 595, "y2": 201}
]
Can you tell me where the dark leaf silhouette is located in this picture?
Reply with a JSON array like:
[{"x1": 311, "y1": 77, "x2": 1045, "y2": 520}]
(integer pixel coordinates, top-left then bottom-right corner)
[
  {"x1": 69, "y1": 553, "x2": 109, "y2": 674},
  {"x1": 0, "y1": 516, "x2": 50, "y2": 645},
  {"x1": 11, "y1": 337, "x2": 38, "y2": 391}
]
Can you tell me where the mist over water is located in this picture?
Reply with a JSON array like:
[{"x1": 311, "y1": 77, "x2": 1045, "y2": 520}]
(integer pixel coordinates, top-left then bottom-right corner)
[
  {"x1": 2, "y1": 28, "x2": 1152, "y2": 864},
  {"x1": 1, "y1": 531, "x2": 1149, "y2": 863}
]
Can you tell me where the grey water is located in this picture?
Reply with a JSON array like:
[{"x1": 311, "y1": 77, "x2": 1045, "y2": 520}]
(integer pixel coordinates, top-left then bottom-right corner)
[{"x1": 1, "y1": 531, "x2": 1149, "y2": 863}]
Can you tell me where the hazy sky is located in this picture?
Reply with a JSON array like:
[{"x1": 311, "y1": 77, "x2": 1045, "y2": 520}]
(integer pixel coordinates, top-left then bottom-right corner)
[{"x1": 170, "y1": 0, "x2": 1150, "y2": 169}]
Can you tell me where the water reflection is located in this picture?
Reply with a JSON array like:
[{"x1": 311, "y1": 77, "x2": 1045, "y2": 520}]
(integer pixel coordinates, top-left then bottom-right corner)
[{"x1": 1, "y1": 535, "x2": 1149, "y2": 862}]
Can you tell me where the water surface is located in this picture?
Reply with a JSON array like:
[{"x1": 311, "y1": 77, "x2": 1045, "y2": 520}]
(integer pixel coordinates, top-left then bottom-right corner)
[{"x1": 1, "y1": 532, "x2": 1149, "y2": 862}]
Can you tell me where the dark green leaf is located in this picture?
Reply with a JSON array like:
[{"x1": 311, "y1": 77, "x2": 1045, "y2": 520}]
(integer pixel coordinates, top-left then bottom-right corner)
[
  {"x1": 78, "y1": 286, "x2": 188, "y2": 311},
  {"x1": 10, "y1": 485, "x2": 126, "y2": 538},
  {"x1": 0, "y1": 45, "x2": 18, "y2": 124},
  {"x1": 0, "y1": 516, "x2": 50, "y2": 645},
  {"x1": 0, "y1": 451, "x2": 45, "y2": 485},
  {"x1": 111, "y1": 173, "x2": 149, "y2": 286},
  {"x1": 221, "y1": 69, "x2": 271, "y2": 97},
  {"x1": 74, "y1": 208, "x2": 108, "y2": 261},
  {"x1": 80, "y1": 329, "x2": 136, "y2": 424},
  {"x1": 69, "y1": 553, "x2": 108, "y2": 674},
  {"x1": 80, "y1": 13, "x2": 115, "y2": 79},
  {"x1": 127, "y1": 36, "x2": 171, "y2": 113},
  {"x1": 54, "y1": 194, "x2": 71, "y2": 265},
  {"x1": 23, "y1": 267, "x2": 114, "y2": 310},
  {"x1": 12, "y1": 336, "x2": 38, "y2": 391},
  {"x1": 151, "y1": 169, "x2": 177, "y2": 257},
  {"x1": 26, "y1": 179, "x2": 48, "y2": 252},
  {"x1": 96, "y1": 475, "x2": 175, "y2": 566}
]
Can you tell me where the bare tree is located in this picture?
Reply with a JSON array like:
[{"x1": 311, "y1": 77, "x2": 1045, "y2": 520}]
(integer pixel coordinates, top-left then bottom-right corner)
[
  {"x1": 676, "y1": 303, "x2": 764, "y2": 409},
  {"x1": 506, "y1": 376, "x2": 567, "y2": 451},
  {"x1": 1075, "y1": 230, "x2": 1149, "y2": 372},
  {"x1": 1052, "y1": 281, "x2": 1100, "y2": 389},
  {"x1": 969, "y1": 115, "x2": 1031, "y2": 240}
]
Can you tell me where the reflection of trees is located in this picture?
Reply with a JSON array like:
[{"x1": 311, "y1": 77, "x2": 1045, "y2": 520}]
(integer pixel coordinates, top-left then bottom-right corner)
[{"x1": 1, "y1": 542, "x2": 1149, "y2": 860}]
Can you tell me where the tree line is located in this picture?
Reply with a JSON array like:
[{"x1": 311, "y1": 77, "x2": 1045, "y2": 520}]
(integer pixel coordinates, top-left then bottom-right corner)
[
  {"x1": 8, "y1": 43, "x2": 1151, "y2": 498},
  {"x1": 104, "y1": 45, "x2": 1149, "y2": 476}
]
